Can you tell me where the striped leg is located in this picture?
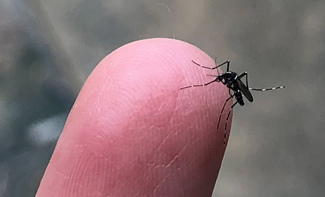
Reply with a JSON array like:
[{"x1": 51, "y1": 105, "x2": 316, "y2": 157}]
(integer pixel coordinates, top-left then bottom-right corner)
[
  {"x1": 249, "y1": 86, "x2": 285, "y2": 91},
  {"x1": 179, "y1": 78, "x2": 218, "y2": 90},
  {"x1": 191, "y1": 60, "x2": 230, "y2": 70},
  {"x1": 238, "y1": 71, "x2": 249, "y2": 88},
  {"x1": 217, "y1": 93, "x2": 233, "y2": 129},
  {"x1": 224, "y1": 109, "x2": 232, "y2": 145}
]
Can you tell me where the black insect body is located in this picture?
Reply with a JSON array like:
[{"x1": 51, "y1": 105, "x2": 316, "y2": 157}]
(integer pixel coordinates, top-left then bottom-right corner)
[{"x1": 180, "y1": 60, "x2": 285, "y2": 144}]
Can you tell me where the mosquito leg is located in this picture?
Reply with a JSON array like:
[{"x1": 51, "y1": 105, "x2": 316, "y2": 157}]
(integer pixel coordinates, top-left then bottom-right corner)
[
  {"x1": 249, "y1": 86, "x2": 285, "y2": 91},
  {"x1": 231, "y1": 100, "x2": 238, "y2": 108},
  {"x1": 213, "y1": 57, "x2": 220, "y2": 75},
  {"x1": 191, "y1": 60, "x2": 219, "y2": 70},
  {"x1": 222, "y1": 97, "x2": 238, "y2": 144},
  {"x1": 225, "y1": 109, "x2": 232, "y2": 130},
  {"x1": 237, "y1": 72, "x2": 285, "y2": 92},
  {"x1": 224, "y1": 108, "x2": 233, "y2": 145},
  {"x1": 179, "y1": 79, "x2": 218, "y2": 90},
  {"x1": 215, "y1": 60, "x2": 230, "y2": 71},
  {"x1": 222, "y1": 100, "x2": 237, "y2": 133},
  {"x1": 217, "y1": 95, "x2": 233, "y2": 129},
  {"x1": 206, "y1": 74, "x2": 218, "y2": 77},
  {"x1": 238, "y1": 71, "x2": 249, "y2": 88},
  {"x1": 192, "y1": 60, "x2": 230, "y2": 71}
]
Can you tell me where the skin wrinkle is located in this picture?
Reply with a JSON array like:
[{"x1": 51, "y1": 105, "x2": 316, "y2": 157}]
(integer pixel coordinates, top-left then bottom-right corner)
[
  {"x1": 152, "y1": 118, "x2": 212, "y2": 196},
  {"x1": 149, "y1": 128, "x2": 180, "y2": 173},
  {"x1": 87, "y1": 134, "x2": 110, "y2": 158},
  {"x1": 154, "y1": 95, "x2": 179, "y2": 158},
  {"x1": 78, "y1": 144, "x2": 109, "y2": 196},
  {"x1": 146, "y1": 111, "x2": 179, "y2": 172},
  {"x1": 125, "y1": 119, "x2": 177, "y2": 193},
  {"x1": 152, "y1": 171, "x2": 174, "y2": 195},
  {"x1": 92, "y1": 67, "x2": 110, "y2": 112},
  {"x1": 152, "y1": 141, "x2": 190, "y2": 195},
  {"x1": 77, "y1": 153, "x2": 108, "y2": 196}
]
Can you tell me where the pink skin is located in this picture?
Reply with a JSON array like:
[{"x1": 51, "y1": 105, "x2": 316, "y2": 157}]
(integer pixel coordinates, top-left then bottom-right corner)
[{"x1": 36, "y1": 38, "x2": 232, "y2": 197}]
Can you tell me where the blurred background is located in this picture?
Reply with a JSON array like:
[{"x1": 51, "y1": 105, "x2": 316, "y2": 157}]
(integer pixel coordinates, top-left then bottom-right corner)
[{"x1": 0, "y1": 0, "x2": 324, "y2": 196}]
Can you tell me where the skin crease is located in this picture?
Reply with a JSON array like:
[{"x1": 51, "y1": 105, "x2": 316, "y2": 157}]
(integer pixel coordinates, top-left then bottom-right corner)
[{"x1": 36, "y1": 38, "x2": 232, "y2": 197}]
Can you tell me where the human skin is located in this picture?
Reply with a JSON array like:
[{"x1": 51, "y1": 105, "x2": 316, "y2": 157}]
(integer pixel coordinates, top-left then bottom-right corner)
[{"x1": 36, "y1": 38, "x2": 232, "y2": 197}]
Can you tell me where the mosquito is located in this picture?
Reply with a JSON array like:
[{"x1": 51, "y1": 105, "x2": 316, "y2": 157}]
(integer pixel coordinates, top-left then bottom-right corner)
[{"x1": 180, "y1": 60, "x2": 285, "y2": 144}]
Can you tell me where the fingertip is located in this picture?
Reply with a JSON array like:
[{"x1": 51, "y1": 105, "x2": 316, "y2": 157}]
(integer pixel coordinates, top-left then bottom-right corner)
[{"x1": 37, "y1": 38, "x2": 232, "y2": 197}]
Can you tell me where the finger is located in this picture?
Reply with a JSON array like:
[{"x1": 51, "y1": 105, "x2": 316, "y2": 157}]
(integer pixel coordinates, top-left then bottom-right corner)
[{"x1": 36, "y1": 38, "x2": 232, "y2": 197}]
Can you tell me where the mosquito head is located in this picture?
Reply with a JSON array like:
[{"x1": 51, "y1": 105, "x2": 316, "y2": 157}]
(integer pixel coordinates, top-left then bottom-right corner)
[{"x1": 217, "y1": 71, "x2": 237, "y2": 85}]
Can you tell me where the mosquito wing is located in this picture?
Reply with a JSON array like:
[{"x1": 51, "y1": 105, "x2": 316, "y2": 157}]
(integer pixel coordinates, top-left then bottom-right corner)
[{"x1": 237, "y1": 79, "x2": 253, "y2": 102}]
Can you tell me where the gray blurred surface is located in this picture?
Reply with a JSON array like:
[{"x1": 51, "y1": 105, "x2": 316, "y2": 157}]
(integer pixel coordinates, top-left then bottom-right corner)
[{"x1": 0, "y1": 0, "x2": 324, "y2": 196}]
